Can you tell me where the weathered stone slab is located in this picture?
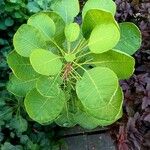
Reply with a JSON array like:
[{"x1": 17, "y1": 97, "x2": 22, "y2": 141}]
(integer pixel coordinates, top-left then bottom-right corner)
[
  {"x1": 87, "y1": 134, "x2": 116, "y2": 150},
  {"x1": 61, "y1": 135, "x2": 88, "y2": 150},
  {"x1": 59, "y1": 126, "x2": 108, "y2": 137},
  {"x1": 60, "y1": 126, "x2": 116, "y2": 150}
]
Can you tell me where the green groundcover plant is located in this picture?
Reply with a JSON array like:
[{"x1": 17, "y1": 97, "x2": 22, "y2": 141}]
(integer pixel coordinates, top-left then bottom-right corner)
[{"x1": 7, "y1": 0, "x2": 141, "y2": 129}]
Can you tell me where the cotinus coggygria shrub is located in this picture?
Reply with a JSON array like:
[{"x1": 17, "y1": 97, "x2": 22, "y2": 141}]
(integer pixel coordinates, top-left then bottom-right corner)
[{"x1": 7, "y1": 0, "x2": 142, "y2": 129}]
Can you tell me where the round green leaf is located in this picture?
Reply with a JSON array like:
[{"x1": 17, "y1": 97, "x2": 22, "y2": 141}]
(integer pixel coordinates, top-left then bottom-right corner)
[
  {"x1": 24, "y1": 88, "x2": 65, "y2": 124},
  {"x1": 76, "y1": 67, "x2": 119, "y2": 109},
  {"x1": 7, "y1": 51, "x2": 40, "y2": 80},
  {"x1": 65, "y1": 23, "x2": 80, "y2": 42},
  {"x1": 5, "y1": 17, "x2": 14, "y2": 27},
  {"x1": 88, "y1": 23, "x2": 120, "y2": 53},
  {"x1": 7, "y1": 74, "x2": 36, "y2": 97},
  {"x1": 86, "y1": 86, "x2": 123, "y2": 125},
  {"x1": 55, "y1": 97, "x2": 77, "y2": 127},
  {"x1": 82, "y1": 9, "x2": 119, "y2": 39},
  {"x1": 91, "y1": 49, "x2": 135, "y2": 79},
  {"x1": 82, "y1": 0, "x2": 116, "y2": 18},
  {"x1": 30, "y1": 49, "x2": 62, "y2": 76},
  {"x1": 28, "y1": 13, "x2": 56, "y2": 40},
  {"x1": 55, "y1": 112, "x2": 76, "y2": 128},
  {"x1": 13, "y1": 24, "x2": 47, "y2": 57},
  {"x1": 36, "y1": 76, "x2": 61, "y2": 97},
  {"x1": 74, "y1": 109, "x2": 100, "y2": 129},
  {"x1": 46, "y1": 12, "x2": 65, "y2": 45},
  {"x1": 51, "y1": 0, "x2": 79, "y2": 24},
  {"x1": 115, "y1": 22, "x2": 142, "y2": 55}
]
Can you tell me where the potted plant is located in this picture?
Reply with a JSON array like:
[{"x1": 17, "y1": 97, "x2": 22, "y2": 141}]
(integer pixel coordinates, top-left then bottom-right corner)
[{"x1": 7, "y1": 0, "x2": 141, "y2": 131}]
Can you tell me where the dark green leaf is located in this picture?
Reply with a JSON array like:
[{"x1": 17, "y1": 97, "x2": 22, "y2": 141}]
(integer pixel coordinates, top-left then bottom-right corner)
[{"x1": 9, "y1": 116, "x2": 28, "y2": 133}]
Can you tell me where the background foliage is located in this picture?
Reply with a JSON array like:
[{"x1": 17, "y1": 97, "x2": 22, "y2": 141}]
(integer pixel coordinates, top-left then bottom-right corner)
[{"x1": 0, "y1": 0, "x2": 61, "y2": 149}]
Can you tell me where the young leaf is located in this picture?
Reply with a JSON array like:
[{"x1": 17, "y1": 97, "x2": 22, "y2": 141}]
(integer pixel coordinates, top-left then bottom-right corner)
[
  {"x1": 7, "y1": 74, "x2": 36, "y2": 97},
  {"x1": 24, "y1": 89, "x2": 65, "y2": 124},
  {"x1": 51, "y1": 0, "x2": 80, "y2": 24},
  {"x1": 27, "y1": 13, "x2": 56, "y2": 41},
  {"x1": 64, "y1": 53, "x2": 76, "y2": 62},
  {"x1": 82, "y1": 0, "x2": 116, "y2": 18},
  {"x1": 76, "y1": 67, "x2": 119, "y2": 109},
  {"x1": 88, "y1": 23, "x2": 120, "y2": 53},
  {"x1": 13, "y1": 24, "x2": 47, "y2": 57},
  {"x1": 30, "y1": 49, "x2": 62, "y2": 76},
  {"x1": 36, "y1": 76, "x2": 61, "y2": 97},
  {"x1": 7, "y1": 51, "x2": 40, "y2": 80},
  {"x1": 115, "y1": 22, "x2": 142, "y2": 55},
  {"x1": 91, "y1": 49, "x2": 135, "y2": 79},
  {"x1": 82, "y1": 9, "x2": 119, "y2": 39},
  {"x1": 86, "y1": 86, "x2": 123, "y2": 125},
  {"x1": 65, "y1": 23, "x2": 80, "y2": 42}
]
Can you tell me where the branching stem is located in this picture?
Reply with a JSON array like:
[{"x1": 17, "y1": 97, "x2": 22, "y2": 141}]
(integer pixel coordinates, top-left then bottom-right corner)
[
  {"x1": 50, "y1": 39, "x2": 66, "y2": 56},
  {"x1": 75, "y1": 51, "x2": 92, "y2": 63}
]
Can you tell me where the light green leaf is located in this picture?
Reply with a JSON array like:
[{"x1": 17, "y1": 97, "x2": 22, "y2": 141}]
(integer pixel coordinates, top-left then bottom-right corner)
[
  {"x1": 24, "y1": 88, "x2": 65, "y2": 124},
  {"x1": 51, "y1": 0, "x2": 80, "y2": 24},
  {"x1": 86, "y1": 86, "x2": 123, "y2": 126},
  {"x1": 46, "y1": 12, "x2": 65, "y2": 45},
  {"x1": 7, "y1": 51, "x2": 40, "y2": 80},
  {"x1": 7, "y1": 74, "x2": 36, "y2": 97},
  {"x1": 82, "y1": 0, "x2": 116, "y2": 18},
  {"x1": 36, "y1": 76, "x2": 61, "y2": 97},
  {"x1": 115, "y1": 22, "x2": 142, "y2": 55},
  {"x1": 74, "y1": 109, "x2": 100, "y2": 129},
  {"x1": 64, "y1": 53, "x2": 76, "y2": 62},
  {"x1": 55, "y1": 94, "x2": 77, "y2": 127},
  {"x1": 65, "y1": 23, "x2": 80, "y2": 42},
  {"x1": 82, "y1": 9, "x2": 119, "y2": 39},
  {"x1": 76, "y1": 67, "x2": 119, "y2": 109},
  {"x1": 91, "y1": 49, "x2": 135, "y2": 79},
  {"x1": 30, "y1": 49, "x2": 62, "y2": 76},
  {"x1": 13, "y1": 24, "x2": 47, "y2": 57},
  {"x1": 55, "y1": 112, "x2": 76, "y2": 127},
  {"x1": 27, "y1": 13, "x2": 56, "y2": 41},
  {"x1": 88, "y1": 23, "x2": 120, "y2": 53}
]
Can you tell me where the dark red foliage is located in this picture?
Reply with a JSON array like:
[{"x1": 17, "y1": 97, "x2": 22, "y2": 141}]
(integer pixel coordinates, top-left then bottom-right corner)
[
  {"x1": 115, "y1": 0, "x2": 133, "y2": 21},
  {"x1": 112, "y1": 0, "x2": 150, "y2": 150},
  {"x1": 117, "y1": 73, "x2": 150, "y2": 150},
  {"x1": 117, "y1": 126, "x2": 129, "y2": 150}
]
